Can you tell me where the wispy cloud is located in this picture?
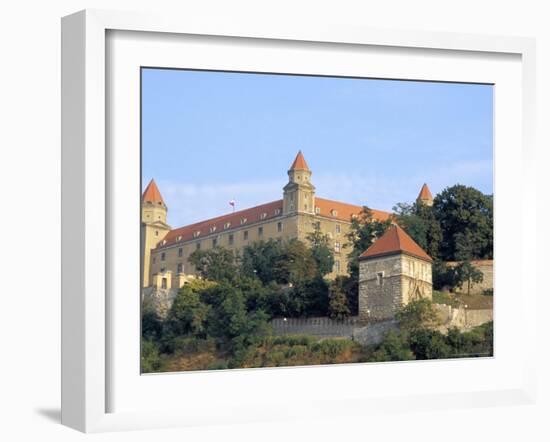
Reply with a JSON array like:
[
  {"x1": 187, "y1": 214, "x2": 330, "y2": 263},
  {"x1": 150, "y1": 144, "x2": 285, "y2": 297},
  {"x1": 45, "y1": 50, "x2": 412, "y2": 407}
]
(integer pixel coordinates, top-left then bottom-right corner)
[{"x1": 159, "y1": 158, "x2": 492, "y2": 228}]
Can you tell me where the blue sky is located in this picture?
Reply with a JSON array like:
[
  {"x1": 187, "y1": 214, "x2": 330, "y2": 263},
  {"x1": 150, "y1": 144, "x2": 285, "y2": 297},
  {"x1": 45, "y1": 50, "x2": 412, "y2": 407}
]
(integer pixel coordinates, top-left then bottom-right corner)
[{"x1": 142, "y1": 68, "x2": 493, "y2": 228}]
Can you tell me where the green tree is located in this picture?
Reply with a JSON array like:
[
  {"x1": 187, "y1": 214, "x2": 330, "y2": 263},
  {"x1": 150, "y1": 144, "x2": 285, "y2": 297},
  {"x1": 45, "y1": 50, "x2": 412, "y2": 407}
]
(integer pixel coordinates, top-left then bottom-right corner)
[
  {"x1": 454, "y1": 261, "x2": 484, "y2": 295},
  {"x1": 274, "y1": 239, "x2": 318, "y2": 285},
  {"x1": 396, "y1": 298, "x2": 441, "y2": 334},
  {"x1": 164, "y1": 284, "x2": 211, "y2": 338},
  {"x1": 307, "y1": 225, "x2": 335, "y2": 277},
  {"x1": 240, "y1": 239, "x2": 283, "y2": 284},
  {"x1": 328, "y1": 279, "x2": 351, "y2": 319},
  {"x1": 433, "y1": 185, "x2": 493, "y2": 261},
  {"x1": 394, "y1": 201, "x2": 442, "y2": 259},
  {"x1": 141, "y1": 339, "x2": 163, "y2": 373},
  {"x1": 409, "y1": 329, "x2": 451, "y2": 360},
  {"x1": 371, "y1": 330, "x2": 415, "y2": 362},
  {"x1": 188, "y1": 247, "x2": 237, "y2": 282}
]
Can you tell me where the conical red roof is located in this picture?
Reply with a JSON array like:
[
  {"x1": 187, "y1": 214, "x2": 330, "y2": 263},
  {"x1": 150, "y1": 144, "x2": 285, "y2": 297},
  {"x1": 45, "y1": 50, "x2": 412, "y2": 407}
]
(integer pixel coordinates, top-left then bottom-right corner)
[
  {"x1": 142, "y1": 179, "x2": 165, "y2": 205},
  {"x1": 417, "y1": 183, "x2": 433, "y2": 201},
  {"x1": 359, "y1": 224, "x2": 432, "y2": 262},
  {"x1": 289, "y1": 151, "x2": 310, "y2": 171}
]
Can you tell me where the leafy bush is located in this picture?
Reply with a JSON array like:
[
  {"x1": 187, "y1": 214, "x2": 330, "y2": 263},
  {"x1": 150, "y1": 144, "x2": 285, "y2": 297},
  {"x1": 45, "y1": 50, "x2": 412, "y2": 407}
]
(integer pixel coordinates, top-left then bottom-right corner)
[{"x1": 141, "y1": 339, "x2": 164, "y2": 373}]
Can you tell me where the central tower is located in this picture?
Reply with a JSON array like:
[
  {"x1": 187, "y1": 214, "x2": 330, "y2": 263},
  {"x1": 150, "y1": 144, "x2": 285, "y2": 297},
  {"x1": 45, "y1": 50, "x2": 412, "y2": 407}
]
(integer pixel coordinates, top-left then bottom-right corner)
[{"x1": 283, "y1": 151, "x2": 316, "y2": 215}]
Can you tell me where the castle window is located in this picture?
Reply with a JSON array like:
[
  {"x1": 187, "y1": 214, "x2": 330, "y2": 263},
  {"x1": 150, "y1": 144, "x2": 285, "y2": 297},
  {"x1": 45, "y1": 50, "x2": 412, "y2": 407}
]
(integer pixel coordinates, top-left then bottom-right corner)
[
  {"x1": 193, "y1": 231, "x2": 201, "y2": 238},
  {"x1": 315, "y1": 207, "x2": 320, "y2": 214},
  {"x1": 244, "y1": 230, "x2": 249, "y2": 240},
  {"x1": 177, "y1": 263, "x2": 183, "y2": 273},
  {"x1": 161, "y1": 252, "x2": 166, "y2": 261},
  {"x1": 212, "y1": 237, "x2": 218, "y2": 247},
  {"x1": 196, "y1": 242, "x2": 201, "y2": 250},
  {"x1": 155, "y1": 230, "x2": 159, "y2": 236},
  {"x1": 334, "y1": 260, "x2": 340, "y2": 272},
  {"x1": 260, "y1": 212, "x2": 267, "y2": 220},
  {"x1": 258, "y1": 226, "x2": 264, "y2": 237},
  {"x1": 314, "y1": 221, "x2": 321, "y2": 230},
  {"x1": 161, "y1": 278, "x2": 167, "y2": 289},
  {"x1": 277, "y1": 238, "x2": 282, "y2": 245},
  {"x1": 178, "y1": 248, "x2": 183, "y2": 257},
  {"x1": 277, "y1": 222, "x2": 282, "y2": 232},
  {"x1": 224, "y1": 222, "x2": 231, "y2": 229},
  {"x1": 209, "y1": 226, "x2": 217, "y2": 233},
  {"x1": 152, "y1": 257, "x2": 156, "y2": 264},
  {"x1": 334, "y1": 242, "x2": 341, "y2": 253},
  {"x1": 335, "y1": 224, "x2": 341, "y2": 234},
  {"x1": 290, "y1": 194, "x2": 294, "y2": 201},
  {"x1": 177, "y1": 235, "x2": 182, "y2": 241},
  {"x1": 160, "y1": 267, "x2": 166, "y2": 273},
  {"x1": 228, "y1": 234, "x2": 234, "y2": 245},
  {"x1": 275, "y1": 208, "x2": 281, "y2": 215},
  {"x1": 330, "y1": 209, "x2": 338, "y2": 217},
  {"x1": 162, "y1": 239, "x2": 166, "y2": 245},
  {"x1": 241, "y1": 217, "x2": 247, "y2": 224},
  {"x1": 377, "y1": 272, "x2": 384, "y2": 286}
]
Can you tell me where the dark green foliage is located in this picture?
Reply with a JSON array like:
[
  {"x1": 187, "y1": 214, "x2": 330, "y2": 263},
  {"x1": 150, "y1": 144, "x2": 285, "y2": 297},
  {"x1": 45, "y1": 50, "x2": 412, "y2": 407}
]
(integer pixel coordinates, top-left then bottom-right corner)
[
  {"x1": 396, "y1": 298, "x2": 441, "y2": 333},
  {"x1": 141, "y1": 339, "x2": 164, "y2": 373},
  {"x1": 434, "y1": 185, "x2": 493, "y2": 261},
  {"x1": 141, "y1": 303, "x2": 163, "y2": 340},
  {"x1": 432, "y1": 259, "x2": 458, "y2": 290},
  {"x1": 164, "y1": 285, "x2": 211, "y2": 339},
  {"x1": 240, "y1": 239, "x2": 283, "y2": 284},
  {"x1": 188, "y1": 247, "x2": 237, "y2": 282},
  {"x1": 273, "y1": 239, "x2": 318, "y2": 285},
  {"x1": 394, "y1": 185, "x2": 493, "y2": 262},
  {"x1": 370, "y1": 330, "x2": 415, "y2": 362},
  {"x1": 409, "y1": 329, "x2": 452, "y2": 359},
  {"x1": 345, "y1": 207, "x2": 392, "y2": 279},
  {"x1": 454, "y1": 261, "x2": 484, "y2": 295},
  {"x1": 370, "y1": 300, "x2": 493, "y2": 362},
  {"x1": 328, "y1": 278, "x2": 351, "y2": 319},
  {"x1": 307, "y1": 225, "x2": 335, "y2": 277},
  {"x1": 394, "y1": 202, "x2": 442, "y2": 259}
]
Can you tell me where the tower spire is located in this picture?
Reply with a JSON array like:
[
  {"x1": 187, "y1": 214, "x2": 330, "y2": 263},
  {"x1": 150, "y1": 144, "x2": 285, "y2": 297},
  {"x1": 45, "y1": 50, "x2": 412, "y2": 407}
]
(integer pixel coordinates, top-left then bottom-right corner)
[
  {"x1": 289, "y1": 150, "x2": 310, "y2": 171},
  {"x1": 142, "y1": 178, "x2": 165, "y2": 205},
  {"x1": 416, "y1": 183, "x2": 434, "y2": 206}
]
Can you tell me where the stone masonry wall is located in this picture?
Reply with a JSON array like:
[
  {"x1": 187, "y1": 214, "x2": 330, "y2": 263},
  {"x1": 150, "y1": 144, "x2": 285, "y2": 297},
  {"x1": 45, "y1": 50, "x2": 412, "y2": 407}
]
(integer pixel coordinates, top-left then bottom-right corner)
[
  {"x1": 358, "y1": 255, "x2": 403, "y2": 322},
  {"x1": 446, "y1": 260, "x2": 493, "y2": 295}
]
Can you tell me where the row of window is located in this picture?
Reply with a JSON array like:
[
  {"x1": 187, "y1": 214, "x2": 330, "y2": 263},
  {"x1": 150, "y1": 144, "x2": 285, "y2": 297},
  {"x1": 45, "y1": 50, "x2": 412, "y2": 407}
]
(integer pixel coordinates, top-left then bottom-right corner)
[
  {"x1": 156, "y1": 222, "x2": 284, "y2": 262},
  {"x1": 186, "y1": 210, "x2": 283, "y2": 240}
]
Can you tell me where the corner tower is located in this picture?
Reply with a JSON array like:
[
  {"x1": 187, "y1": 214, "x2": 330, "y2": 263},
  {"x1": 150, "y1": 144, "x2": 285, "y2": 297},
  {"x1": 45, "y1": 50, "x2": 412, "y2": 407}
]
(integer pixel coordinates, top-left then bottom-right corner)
[
  {"x1": 141, "y1": 179, "x2": 171, "y2": 287},
  {"x1": 358, "y1": 224, "x2": 433, "y2": 322},
  {"x1": 416, "y1": 183, "x2": 434, "y2": 207},
  {"x1": 283, "y1": 151, "x2": 316, "y2": 215}
]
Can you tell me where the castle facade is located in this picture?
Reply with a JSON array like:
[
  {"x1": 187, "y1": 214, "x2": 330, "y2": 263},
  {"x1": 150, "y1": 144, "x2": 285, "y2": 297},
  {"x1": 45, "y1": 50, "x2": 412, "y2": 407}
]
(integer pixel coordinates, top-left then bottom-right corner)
[{"x1": 141, "y1": 151, "x2": 432, "y2": 290}]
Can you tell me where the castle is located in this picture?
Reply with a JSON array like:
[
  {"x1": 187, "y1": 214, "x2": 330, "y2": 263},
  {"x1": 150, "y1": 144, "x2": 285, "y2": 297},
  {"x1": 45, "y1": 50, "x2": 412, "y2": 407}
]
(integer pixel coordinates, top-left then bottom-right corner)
[{"x1": 141, "y1": 151, "x2": 434, "y2": 297}]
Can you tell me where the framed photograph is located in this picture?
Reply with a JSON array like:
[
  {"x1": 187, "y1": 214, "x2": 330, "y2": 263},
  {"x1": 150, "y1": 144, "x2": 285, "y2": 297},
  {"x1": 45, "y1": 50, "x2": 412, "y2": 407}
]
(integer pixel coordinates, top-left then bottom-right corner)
[{"x1": 61, "y1": 9, "x2": 537, "y2": 432}]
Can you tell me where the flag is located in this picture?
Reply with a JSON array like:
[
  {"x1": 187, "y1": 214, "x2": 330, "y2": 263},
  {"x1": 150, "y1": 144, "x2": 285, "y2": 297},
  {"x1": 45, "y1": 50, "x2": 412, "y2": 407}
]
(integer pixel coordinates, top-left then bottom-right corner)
[{"x1": 229, "y1": 200, "x2": 235, "y2": 208}]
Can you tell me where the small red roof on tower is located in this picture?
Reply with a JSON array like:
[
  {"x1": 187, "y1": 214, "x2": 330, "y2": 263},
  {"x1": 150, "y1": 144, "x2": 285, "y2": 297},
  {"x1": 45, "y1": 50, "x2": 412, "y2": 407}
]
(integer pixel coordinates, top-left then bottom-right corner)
[
  {"x1": 142, "y1": 179, "x2": 165, "y2": 205},
  {"x1": 417, "y1": 183, "x2": 433, "y2": 201},
  {"x1": 359, "y1": 224, "x2": 432, "y2": 262},
  {"x1": 289, "y1": 150, "x2": 310, "y2": 171}
]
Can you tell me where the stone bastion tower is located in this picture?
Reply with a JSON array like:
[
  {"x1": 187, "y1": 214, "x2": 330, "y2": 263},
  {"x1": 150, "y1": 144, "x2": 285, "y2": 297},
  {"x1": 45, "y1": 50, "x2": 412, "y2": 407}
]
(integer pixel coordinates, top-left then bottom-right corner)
[{"x1": 358, "y1": 224, "x2": 433, "y2": 322}]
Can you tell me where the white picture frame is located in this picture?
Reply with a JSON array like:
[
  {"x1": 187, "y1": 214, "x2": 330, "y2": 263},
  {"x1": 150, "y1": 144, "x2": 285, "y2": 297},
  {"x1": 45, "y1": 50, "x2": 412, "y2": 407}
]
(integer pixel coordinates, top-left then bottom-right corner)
[{"x1": 61, "y1": 9, "x2": 537, "y2": 433}]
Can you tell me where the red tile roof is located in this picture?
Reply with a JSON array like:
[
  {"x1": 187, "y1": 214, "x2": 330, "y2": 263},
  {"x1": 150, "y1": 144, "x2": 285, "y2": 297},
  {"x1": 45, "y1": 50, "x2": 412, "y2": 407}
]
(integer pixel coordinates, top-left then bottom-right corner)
[
  {"x1": 417, "y1": 183, "x2": 433, "y2": 201},
  {"x1": 359, "y1": 224, "x2": 432, "y2": 262},
  {"x1": 142, "y1": 179, "x2": 165, "y2": 205},
  {"x1": 157, "y1": 199, "x2": 284, "y2": 249},
  {"x1": 289, "y1": 151, "x2": 310, "y2": 170},
  {"x1": 315, "y1": 197, "x2": 391, "y2": 223},
  {"x1": 156, "y1": 196, "x2": 391, "y2": 249}
]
